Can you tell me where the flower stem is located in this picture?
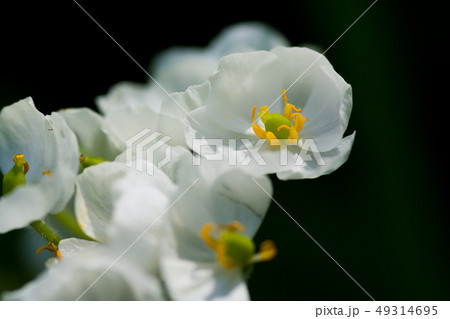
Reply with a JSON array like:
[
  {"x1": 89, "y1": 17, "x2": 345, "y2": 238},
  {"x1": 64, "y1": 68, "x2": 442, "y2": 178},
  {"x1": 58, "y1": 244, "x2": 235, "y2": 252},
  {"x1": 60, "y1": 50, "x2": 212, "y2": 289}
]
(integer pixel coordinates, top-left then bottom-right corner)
[{"x1": 30, "y1": 220, "x2": 61, "y2": 246}]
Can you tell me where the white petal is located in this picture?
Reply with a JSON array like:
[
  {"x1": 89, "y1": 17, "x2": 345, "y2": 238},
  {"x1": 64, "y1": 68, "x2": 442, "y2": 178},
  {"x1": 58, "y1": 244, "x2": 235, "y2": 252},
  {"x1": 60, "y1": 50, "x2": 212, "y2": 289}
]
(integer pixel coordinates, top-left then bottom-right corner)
[
  {"x1": 107, "y1": 166, "x2": 176, "y2": 272},
  {"x1": 58, "y1": 238, "x2": 98, "y2": 258},
  {"x1": 110, "y1": 170, "x2": 174, "y2": 233},
  {"x1": 209, "y1": 22, "x2": 289, "y2": 56},
  {"x1": 151, "y1": 48, "x2": 219, "y2": 93},
  {"x1": 96, "y1": 82, "x2": 166, "y2": 149},
  {"x1": 96, "y1": 81, "x2": 164, "y2": 114},
  {"x1": 276, "y1": 132, "x2": 356, "y2": 180},
  {"x1": 0, "y1": 184, "x2": 53, "y2": 233},
  {"x1": 59, "y1": 107, "x2": 121, "y2": 160},
  {"x1": 75, "y1": 162, "x2": 130, "y2": 241},
  {"x1": 160, "y1": 257, "x2": 249, "y2": 300},
  {"x1": 156, "y1": 82, "x2": 210, "y2": 147}
]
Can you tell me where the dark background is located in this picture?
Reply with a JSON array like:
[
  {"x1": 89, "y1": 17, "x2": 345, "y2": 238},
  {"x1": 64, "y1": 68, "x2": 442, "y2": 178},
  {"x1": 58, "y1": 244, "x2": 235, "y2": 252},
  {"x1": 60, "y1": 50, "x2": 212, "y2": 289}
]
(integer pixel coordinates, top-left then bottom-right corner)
[{"x1": 0, "y1": 0, "x2": 448, "y2": 300}]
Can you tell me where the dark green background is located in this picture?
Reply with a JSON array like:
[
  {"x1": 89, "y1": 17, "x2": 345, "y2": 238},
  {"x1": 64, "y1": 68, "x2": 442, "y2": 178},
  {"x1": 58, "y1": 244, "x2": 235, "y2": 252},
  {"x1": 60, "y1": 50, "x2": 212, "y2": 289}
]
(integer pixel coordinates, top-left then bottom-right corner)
[{"x1": 0, "y1": 0, "x2": 448, "y2": 300}]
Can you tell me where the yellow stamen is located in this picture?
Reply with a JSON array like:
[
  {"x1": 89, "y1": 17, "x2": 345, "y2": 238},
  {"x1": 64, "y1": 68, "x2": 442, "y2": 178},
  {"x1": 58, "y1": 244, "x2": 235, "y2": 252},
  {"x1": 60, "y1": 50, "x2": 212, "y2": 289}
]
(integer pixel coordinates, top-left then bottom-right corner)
[
  {"x1": 42, "y1": 170, "x2": 52, "y2": 177},
  {"x1": 292, "y1": 113, "x2": 308, "y2": 132},
  {"x1": 251, "y1": 240, "x2": 277, "y2": 263},
  {"x1": 281, "y1": 89, "x2": 289, "y2": 104},
  {"x1": 266, "y1": 131, "x2": 280, "y2": 146},
  {"x1": 277, "y1": 124, "x2": 290, "y2": 132},
  {"x1": 36, "y1": 242, "x2": 62, "y2": 259},
  {"x1": 251, "y1": 105, "x2": 257, "y2": 123},
  {"x1": 216, "y1": 243, "x2": 236, "y2": 269},
  {"x1": 200, "y1": 223, "x2": 218, "y2": 250},
  {"x1": 221, "y1": 220, "x2": 246, "y2": 233},
  {"x1": 252, "y1": 123, "x2": 266, "y2": 139},
  {"x1": 13, "y1": 154, "x2": 29, "y2": 175},
  {"x1": 288, "y1": 126, "x2": 298, "y2": 144},
  {"x1": 282, "y1": 89, "x2": 302, "y2": 119},
  {"x1": 258, "y1": 105, "x2": 270, "y2": 121},
  {"x1": 252, "y1": 90, "x2": 307, "y2": 146}
]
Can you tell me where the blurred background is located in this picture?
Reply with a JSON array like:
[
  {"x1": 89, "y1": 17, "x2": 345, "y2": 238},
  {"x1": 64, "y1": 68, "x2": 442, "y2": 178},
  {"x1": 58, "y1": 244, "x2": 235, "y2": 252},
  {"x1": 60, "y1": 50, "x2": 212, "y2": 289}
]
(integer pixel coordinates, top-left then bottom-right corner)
[{"x1": 0, "y1": 0, "x2": 448, "y2": 300}]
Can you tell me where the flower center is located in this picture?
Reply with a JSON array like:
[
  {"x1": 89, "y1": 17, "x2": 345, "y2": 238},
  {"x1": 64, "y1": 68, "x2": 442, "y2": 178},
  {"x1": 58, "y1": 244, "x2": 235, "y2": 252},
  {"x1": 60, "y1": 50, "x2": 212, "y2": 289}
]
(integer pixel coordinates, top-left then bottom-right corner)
[
  {"x1": 252, "y1": 89, "x2": 308, "y2": 146},
  {"x1": 200, "y1": 221, "x2": 276, "y2": 269}
]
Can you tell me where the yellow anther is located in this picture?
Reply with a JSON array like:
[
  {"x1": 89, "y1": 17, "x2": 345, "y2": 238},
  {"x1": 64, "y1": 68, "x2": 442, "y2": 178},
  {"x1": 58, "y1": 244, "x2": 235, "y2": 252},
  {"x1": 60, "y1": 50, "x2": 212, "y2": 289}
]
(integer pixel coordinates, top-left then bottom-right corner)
[
  {"x1": 292, "y1": 113, "x2": 308, "y2": 132},
  {"x1": 252, "y1": 105, "x2": 257, "y2": 124},
  {"x1": 258, "y1": 105, "x2": 270, "y2": 122},
  {"x1": 36, "y1": 242, "x2": 62, "y2": 259},
  {"x1": 259, "y1": 240, "x2": 277, "y2": 261},
  {"x1": 79, "y1": 153, "x2": 86, "y2": 163},
  {"x1": 13, "y1": 154, "x2": 29, "y2": 175},
  {"x1": 292, "y1": 113, "x2": 308, "y2": 121},
  {"x1": 200, "y1": 223, "x2": 218, "y2": 250},
  {"x1": 42, "y1": 170, "x2": 52, "y2": 177},
  {"x1": 219, "y1": 221, "x2": 246, "y2": 233},
  {"x1": 251, "y1": 240, "x2": 277, "y2": 263}
]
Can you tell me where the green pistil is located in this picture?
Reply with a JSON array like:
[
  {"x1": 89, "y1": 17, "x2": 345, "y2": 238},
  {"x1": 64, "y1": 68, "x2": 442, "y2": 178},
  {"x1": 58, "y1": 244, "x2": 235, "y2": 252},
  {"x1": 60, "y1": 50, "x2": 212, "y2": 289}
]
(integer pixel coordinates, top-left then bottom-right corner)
[
  {"x1": 2, "y1": 154, "x2": 61, "y2": 246},
  {"x1": 262, "y1": 113, "x2": 292, "y2": 139},
  {"x1": 2, "y1": 155, "x2": 27, "y2": 195},
  {"x1": 221, "y1": 231, "x2": 255, "y2": 268}
]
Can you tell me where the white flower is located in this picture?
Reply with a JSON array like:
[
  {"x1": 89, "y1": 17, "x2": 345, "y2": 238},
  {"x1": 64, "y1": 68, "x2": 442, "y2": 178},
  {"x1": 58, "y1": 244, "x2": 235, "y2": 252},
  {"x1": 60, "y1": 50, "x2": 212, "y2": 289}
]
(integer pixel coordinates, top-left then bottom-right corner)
[
  {"x1": 155, "y1": 147, "x2": 275, "y2": 300},
  {"x1": 3, "y1": 238, "x2": 165, "y2": 300},
  {"x1": 184, "y1": 46, "x2": 355, "y2": 180},
  {"x1": 94, "y1": 22, "x2": 289, "y2": 150},
  {"x1": 0, "y1": 97, "x2": 79, "y2": 233},
  {"x1": 76, "y1": 145, "x2": 275, "y2": 300},
  {"x1": 4, "y1": 160, "x2": 177, "y2": 300}
]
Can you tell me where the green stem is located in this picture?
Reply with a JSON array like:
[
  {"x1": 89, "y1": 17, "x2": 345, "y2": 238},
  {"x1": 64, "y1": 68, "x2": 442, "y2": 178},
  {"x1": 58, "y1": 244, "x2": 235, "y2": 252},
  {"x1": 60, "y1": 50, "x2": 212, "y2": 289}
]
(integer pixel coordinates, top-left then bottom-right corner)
[{"x1": 30, "y1": 220, "x2": 61, "y2": 245}]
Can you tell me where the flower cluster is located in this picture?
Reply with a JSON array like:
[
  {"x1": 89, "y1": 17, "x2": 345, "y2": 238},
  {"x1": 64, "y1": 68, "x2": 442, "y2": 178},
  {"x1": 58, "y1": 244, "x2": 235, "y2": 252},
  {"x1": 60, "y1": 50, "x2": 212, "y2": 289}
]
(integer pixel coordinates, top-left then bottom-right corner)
[{"x1": 0, "y1": 22, "x2": 354, "y2": 300}]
